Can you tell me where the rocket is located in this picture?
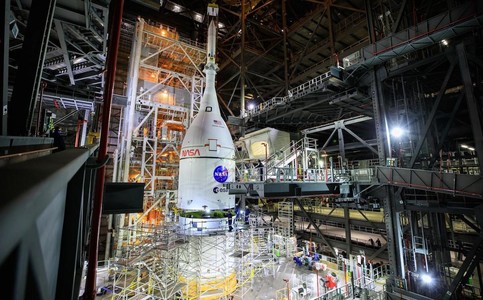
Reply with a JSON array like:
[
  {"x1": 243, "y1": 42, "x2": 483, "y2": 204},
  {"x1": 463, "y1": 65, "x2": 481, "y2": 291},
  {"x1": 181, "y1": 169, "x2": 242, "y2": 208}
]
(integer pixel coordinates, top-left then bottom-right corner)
[
  {"x1": 176, "y1": 9, "x2": 238, "y2": 298},
  {"x1": 177, "y1": 18, "x2": 235, "y2": 219}
]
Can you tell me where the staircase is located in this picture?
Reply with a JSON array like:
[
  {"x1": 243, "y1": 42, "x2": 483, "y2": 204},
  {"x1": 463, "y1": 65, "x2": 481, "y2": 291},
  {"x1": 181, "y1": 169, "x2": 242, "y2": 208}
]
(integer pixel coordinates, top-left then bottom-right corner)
[{"x1": 265, "y1": 136, "x2": 318, "y2": 179}]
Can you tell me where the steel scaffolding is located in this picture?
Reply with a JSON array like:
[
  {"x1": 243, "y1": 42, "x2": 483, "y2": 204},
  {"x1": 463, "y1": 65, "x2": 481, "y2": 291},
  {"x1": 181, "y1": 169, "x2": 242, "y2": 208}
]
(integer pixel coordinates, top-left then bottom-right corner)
[
  {"x1": 273, "y1": 201, "x2": 296, "y2": 258},
  {"x1": 111, "y1": 223, "x2": 186, "y2": 299},
  {"x1": 177, "y1": 224, "x2": 237, "y2": 300},
  {"x1": 112, "y1": 17, "x2": 208, "y2": 299}
]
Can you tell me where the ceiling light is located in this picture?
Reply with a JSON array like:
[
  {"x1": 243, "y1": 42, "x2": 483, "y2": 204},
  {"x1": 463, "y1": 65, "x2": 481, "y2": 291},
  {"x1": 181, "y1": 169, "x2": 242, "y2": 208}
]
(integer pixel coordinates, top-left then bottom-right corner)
[
  {"x1": 441, "y1": 39, "x2": 449, "y2": 46},
  {"x1": 247, "y1": 103, "x2": 255, "y2": 110}
]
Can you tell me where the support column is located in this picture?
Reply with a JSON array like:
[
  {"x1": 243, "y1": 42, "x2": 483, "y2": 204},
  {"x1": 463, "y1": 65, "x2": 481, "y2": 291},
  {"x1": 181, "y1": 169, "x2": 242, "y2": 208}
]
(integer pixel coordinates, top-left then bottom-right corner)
[
  {"x1": 281, "y1": 0, "x2": 289, "y2": 94},
  {"x1": 344, "y1": 206, "x2": 351, "y2": 255},
  {"x1": 122, "y1": 19, "x2": 144, "y2": 181},
  {"x1": 84, "y1": 0, "x2": 124, "y2": 298},
  {"x1": 80, "y1": 110, "x2": 89, "y2": 147},
  {"x1": 371, "y1": 69, "x2": 389, "y2": 165},
  {"x1": 1, "y1": 1, "x2": 9, "y2": 135},
  {"x1": 365, "y1": 0, "x2": 376, "y2": 44},
  {"x1": 240, "y1": 0, "x2": 246, "y2": 130},
  {"x1": 337, "y1": 122, "x2": 345, "y2": 170},
  {"x1": 383, "y1": 186, "x2": 402, "y2": 289},
  {"x1": 457, "y1": 43, "x2": 483, "y2": 175},
  {"x1": 8, "y1": 0, "x2": 56, "y2": 135}
]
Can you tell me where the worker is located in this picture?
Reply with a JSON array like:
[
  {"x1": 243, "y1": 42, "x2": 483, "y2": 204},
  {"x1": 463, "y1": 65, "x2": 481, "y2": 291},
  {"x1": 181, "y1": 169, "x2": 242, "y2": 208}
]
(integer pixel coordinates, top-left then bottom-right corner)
[
  {"x1": 52, "y1": 126, "x2": 66, "y2": 152},
  {"x1": 256, "y1": 159, "x2": 264, "y2": 181},
  {"x1": 376, "y1": 238, "x2": 381, "y2": 248}
]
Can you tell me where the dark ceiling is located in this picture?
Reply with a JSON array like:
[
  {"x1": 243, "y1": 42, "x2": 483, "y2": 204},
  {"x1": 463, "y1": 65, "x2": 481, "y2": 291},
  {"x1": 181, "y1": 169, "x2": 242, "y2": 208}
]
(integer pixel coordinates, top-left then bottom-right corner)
[{"x1": 8, "y1": 0, "x2": 481, "y2": 151}]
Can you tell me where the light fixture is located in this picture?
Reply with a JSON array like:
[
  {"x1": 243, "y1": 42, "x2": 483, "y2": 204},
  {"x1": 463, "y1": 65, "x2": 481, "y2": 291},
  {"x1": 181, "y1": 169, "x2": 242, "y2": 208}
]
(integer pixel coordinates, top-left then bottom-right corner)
[
  {"x1": 247, "y1": 103, "x2": 255, "y2": 110},
  {"x1": 441, "y1": 39, "x2": 449, "y2": 46},
  {"x1": 390, "y1": 126, "x2": 404, "y2": 138},
  {"x1": 421, "y1": 274, "x2": 433, "y2": 284}
]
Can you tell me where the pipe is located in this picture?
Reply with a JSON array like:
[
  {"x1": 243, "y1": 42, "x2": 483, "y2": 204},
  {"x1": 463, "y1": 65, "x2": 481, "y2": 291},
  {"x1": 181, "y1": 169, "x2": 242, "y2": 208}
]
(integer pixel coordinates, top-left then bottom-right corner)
[{"x1": 83, "y1": 0, "x2": 124, "y2": 299}]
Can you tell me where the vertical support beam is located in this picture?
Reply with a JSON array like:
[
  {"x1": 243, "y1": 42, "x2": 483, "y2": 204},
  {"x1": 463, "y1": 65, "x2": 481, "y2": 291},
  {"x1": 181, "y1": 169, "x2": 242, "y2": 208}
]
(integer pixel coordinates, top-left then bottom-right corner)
[
  {"x1": 80, "y1": 110, "x2": 89, "y2": 146},
  {"x1": 391, "y1": 0, "x2": 408, "y2": 33},
  {"x1": 281, "y1": 0, "x2": 289, "y2": 94},
  {"x1": 371, "y1": 69, "x2": 389, "y2": 165},
  {"x1": 327, "y1": 1, "x2": 335, "y2": 58},
  {"x1": 337, "y1": 123, "x2": 345, "y2": 166},
  {"x1": 240, "y1": 0, "x2": 246, "y2": 125},
  {"x1": 123, "y1": 19, "x2": 144, "y2": 181},
  {"x1": 8, "y1": 0, "x2": 56, "y2": 136},
  {"x1": 365, "y1": 0, "x2": 376, "y2": 43},
  {"x1": 383, "y1": 186, "x2": 401, "y2": 287},
  {"x1": 457, "y1": 43, "x2": 483, "y2": 175},
  {"x1": 343, "y1": 206, "x2": 351, "y2": 255},
  {"x1": 0, "y1": 1, "x2": 9, "y2": 135},
  {"x1": 437, "y1": 213, "x2": 451, "y2": 265},
  {"x1": 409, "y1": 60, "x2": 456, "y2": 168},
  {"x1": 84, "y1": 0, "x2": 124, "y2": 299}
]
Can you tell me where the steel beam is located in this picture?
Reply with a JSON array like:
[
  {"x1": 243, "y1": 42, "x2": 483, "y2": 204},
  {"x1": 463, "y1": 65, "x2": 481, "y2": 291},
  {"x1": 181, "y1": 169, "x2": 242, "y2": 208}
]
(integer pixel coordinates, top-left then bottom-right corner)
[
  {"x1": 55, "y1": 167, "x2": 86, "y2": 300},
  {"x1": 429, "y1": 92, "x2": 464, "y2": 168},
  {"x1": 302, "y1": 115, "x2": 372, "y2": 134},
  {"x1": 391, "y1": 0, "x2": 408, "y2": 33},
  {"x1": 443, "y1": 236, "x2": 483, "y2": 300},
  {"x1": 337, "y1": 123, "x2": 345, "y2": 163},
  {"x1": 84, "y1": 0, "x2": 124, "y2": 298},
  {"x1": 8, "y1": 0, "x2": 56, "y2": 135},
  {"x1": 458, "y1": 215, "x2": 480, "y2": 233},
  {"x1": 1, "y1": 2, "x2": 9, "y2": 135},
  {"x1": 343, "y1": 206, "x2": 351, "y2": 254},
  {"x1": 54, "y1": 20, "x2": 75, "y2": 86},
  {"x1": 371, "y1": 69, "x2": 389, "y2": 165},
  {"x1": 457, "y1": 43, "x2": 483, "y2": 175},
  {"x1": 377, "y1": 166, "x2": 483, "y2": 199},
  {"x1": 294, "y1": 198, "x2": 336, "y2": 256},
  {"x1": 342, "y1": 125, "x2": 379, "y2": 155},
  {"x1": 240, "y1": 0, "x2": 246, "y2": 128},
  {"x1": 408, "y1": 61, "x2": 456, "y2": 168},
  {"x1": 383, "y1": 186, "x2": 402, "y2": 286},
  {"x1": 281, "y1": 0, "x2": 289, "y2": 94}
]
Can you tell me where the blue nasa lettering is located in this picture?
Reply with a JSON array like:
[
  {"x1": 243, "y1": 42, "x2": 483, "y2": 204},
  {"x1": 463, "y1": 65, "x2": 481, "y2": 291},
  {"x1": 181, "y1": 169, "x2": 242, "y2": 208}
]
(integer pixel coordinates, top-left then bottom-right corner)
[{"x1": 213, "y1": 165, "x2": 229, "y2": 183}]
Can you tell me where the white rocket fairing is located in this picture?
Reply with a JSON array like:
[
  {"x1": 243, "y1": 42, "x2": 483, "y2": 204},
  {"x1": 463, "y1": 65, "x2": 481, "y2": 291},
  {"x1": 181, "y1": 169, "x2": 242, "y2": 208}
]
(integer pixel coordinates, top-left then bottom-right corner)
[{"x1": 177, "y1": 19, "x2": 235, "y2": 213}]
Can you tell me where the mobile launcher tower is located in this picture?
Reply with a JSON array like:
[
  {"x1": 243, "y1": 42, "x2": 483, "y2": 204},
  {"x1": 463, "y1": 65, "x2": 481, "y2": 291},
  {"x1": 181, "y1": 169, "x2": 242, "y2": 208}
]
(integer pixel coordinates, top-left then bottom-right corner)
[{"x1": 177, "y1": 3, "x2": 237, "y2": 299}]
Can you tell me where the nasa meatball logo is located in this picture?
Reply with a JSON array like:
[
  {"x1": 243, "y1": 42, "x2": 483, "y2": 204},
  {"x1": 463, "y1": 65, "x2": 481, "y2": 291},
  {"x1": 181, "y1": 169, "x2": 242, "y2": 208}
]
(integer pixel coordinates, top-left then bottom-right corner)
[{"x1": 213, "y1": 165, "x2": 229, "y2": 183}]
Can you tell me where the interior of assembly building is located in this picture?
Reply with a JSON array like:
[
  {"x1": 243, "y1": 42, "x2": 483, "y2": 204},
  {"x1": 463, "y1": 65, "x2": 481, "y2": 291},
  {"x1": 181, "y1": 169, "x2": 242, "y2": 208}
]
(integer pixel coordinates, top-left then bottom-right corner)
[{"x1": 1, "y1": 1, "x2": 483, "y2": 300}]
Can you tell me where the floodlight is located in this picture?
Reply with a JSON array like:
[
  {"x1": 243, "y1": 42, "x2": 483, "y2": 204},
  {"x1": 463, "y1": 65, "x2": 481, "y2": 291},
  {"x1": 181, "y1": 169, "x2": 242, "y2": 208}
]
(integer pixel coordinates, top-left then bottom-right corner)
[
  {"x1": 421, "y1": 274, "x2": 433, "y2": 284},
  {"x1": 391, "y1": 126, "x2": 404, "y2": 138}
]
